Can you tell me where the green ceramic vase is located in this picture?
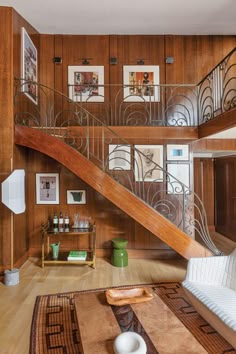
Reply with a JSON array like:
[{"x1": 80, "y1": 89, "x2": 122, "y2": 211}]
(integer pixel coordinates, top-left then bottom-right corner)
[
  {"x1": 51, "y1": 242, "x2": 60, "y2": 260},
  {"x1": 111, "y1": 238, "x2": 128, "y2": 267}
]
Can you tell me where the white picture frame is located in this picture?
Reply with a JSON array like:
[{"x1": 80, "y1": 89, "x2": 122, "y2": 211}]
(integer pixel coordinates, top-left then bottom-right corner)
[
  {"x1": 123, "y1": 65, "x2": 160, "y2": 102},
  {"x1": 68, "y1": 65, "x2": 104, "y2": 102},
  {"x1": 134, "y1": 145, "x2": 163, "y2": 182},
  {"x1": 36, "y1": 173, "x2": 59, "y2": 204},
  {"x1": 167, "y1": 144, "x2": 189, "y2": 161},
  {"x1": 167, "y1": 164, "x2": 190, "y2": 194},
  {"x1": 67, "y1": 190, "x2": 86, "y2": 204},
  {"x1": 21, "y1": 27, "x2": 38, "y2": 104},
  {"x1": 108, "y1": 144, "x2": 131, "y2": 170}
]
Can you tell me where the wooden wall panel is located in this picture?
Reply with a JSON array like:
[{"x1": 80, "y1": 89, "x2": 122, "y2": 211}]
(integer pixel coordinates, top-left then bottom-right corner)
[
  {"x1": 193, "y1": 158, "x2": 215, "y2": 234},
  {"x1": 215, "y1": 156, "x2": 236, "y2": 241},
  {"x1": 12, "y1": 10, "x2": 40, "y2": 268},
  {"x1": 0, "y1": 8, "x2": 40, "y2": 269},
  {"x1": 0, "y1": 7, "x2": 14, "y2": 269},
  {"x1": 165, "y1": 35, "x2": 236, "y2": 84}
]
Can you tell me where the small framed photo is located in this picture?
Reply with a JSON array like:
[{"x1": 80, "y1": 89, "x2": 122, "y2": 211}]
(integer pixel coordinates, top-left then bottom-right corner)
[
  {"x1": 134, "y1": 145, "x2": 163, "y2": 182},
  {"x1": 21, "y1": 27, "x2": 38, "y2": 104},
  {"x1": 123, "y1": 65, "x2": 160, "y2": 102},
  {"x1": 108, "y1": 144, "x2": 131, "y2": 170},
  {"x1": 167, "y1": 164, "x2": 190, "y2": 194},
  {"x1": 67, "y1": 190, "x2": 86, "y2": 204},
  {"x1": 68, "y1": 66, "x2": 104, "y2": 102},
  {"x1": 167, "y1": 144, "x2": 189, "y2": 161},
  {"x1": 36, "y1": 173, "x2": 59, "y2": 204}
]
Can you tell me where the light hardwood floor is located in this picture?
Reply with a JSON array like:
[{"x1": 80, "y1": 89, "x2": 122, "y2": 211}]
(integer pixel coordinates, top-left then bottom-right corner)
[
  {"x1": 0, "y1": 256, "x2": 187, "y2": 354},
  {"x1": 0, "y1": 233, "x2": 235, "y2": 354}
]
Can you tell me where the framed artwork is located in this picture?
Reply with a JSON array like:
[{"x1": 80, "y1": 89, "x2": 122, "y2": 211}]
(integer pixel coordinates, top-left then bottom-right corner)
[
  {"x1": 68, "y1": 66, "x2": 104, "y2": 102},
  {"x1": 21, "y1": 27, "x2": 38, "y2": 104},
  {"x1": 134, "y1": 145, "x2": 163, "y2": 182},
  {"x1": 108, "y1": 144, "x2": 131, "y2": 170},
  {"x1": 123, "y1": 65, "x2": 160, "y2": 102},
  {"x1": 167, "y1": 144, "x2": 189, "y2": 161},
  {"x1": 167, "y1": 164, "x2": 190, "y2": 194},
  {"x1": 36, "y1": 173, "x2": 59, "y2": 204},
  {"x1": 67, "y1": 190, "x2": 86, "y2": 204}
]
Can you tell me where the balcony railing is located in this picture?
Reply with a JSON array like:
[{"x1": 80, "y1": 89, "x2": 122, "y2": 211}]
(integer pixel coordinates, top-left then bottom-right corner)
[
  {"x1": 68, "y1": 83, "x2": 198, "y2": 126},
  {"x1": 198, "y1": 47, "x2": 236, "y2": 124},
  {"x1": 14, "y1": 78, "x2": 222, "y2": 255},
  {"x1": 65, "y1": 47, "x2": 236, "y2": 126}
]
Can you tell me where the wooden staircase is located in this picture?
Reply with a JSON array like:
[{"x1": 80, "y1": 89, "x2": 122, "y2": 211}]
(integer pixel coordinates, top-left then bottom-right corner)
[{"x1": 15, "y1": 125, "x2": 213, "y2": 260}]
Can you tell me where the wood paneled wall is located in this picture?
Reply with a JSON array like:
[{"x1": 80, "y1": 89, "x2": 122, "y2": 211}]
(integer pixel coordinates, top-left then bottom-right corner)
[
  {"x1": 1, "y1": 5, "x2": 236, "y2": 267},
  {"x1": 215, "y1": 156, "x2": 236, "y2": 241},
  {"x1": 0, "y1": 7, "x2": 14, "y2": 269},
  {"x1": 165, "y1": 35, "x2": 236, "y2": 84},
  {"x1": 193, "y1": 158, "x2": 215, "y2": 235}
]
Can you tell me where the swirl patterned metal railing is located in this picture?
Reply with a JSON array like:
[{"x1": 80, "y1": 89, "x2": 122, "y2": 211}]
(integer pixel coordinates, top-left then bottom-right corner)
[
  {"x1": 68, "y1": 83, "x2": 198, "y2": 126},
  {"x1": 198, "y1": 47, "x2": 236, "y2": 124},
  {"x1": 14, "y1": 78, "x2": 222, "y2": 255}
]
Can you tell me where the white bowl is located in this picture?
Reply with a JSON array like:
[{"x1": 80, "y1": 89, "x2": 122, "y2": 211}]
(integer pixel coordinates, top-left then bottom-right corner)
[{"x1": 113, "y1": 332, "x2": 147, "y2": 354}]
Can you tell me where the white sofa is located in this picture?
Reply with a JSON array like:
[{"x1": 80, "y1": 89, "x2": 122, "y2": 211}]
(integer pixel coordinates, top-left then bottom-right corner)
[{"x1": 182, "y1": 249, "x2": 236, "y2": 349}]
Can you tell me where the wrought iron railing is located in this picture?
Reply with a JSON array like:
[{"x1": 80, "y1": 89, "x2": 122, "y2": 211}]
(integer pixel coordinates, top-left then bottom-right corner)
[
  {"x1": 198, "y1": 47, "x2": 236, "y2": 124},
  {"x1": 14, "y1": 78, "x2": 222, "y2": 255},
  {"x1": 67, "y1": 83, "x2": 198, "y2": 126}
]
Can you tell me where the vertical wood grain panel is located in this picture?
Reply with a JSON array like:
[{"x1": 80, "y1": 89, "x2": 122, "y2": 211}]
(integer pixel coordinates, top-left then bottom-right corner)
[
  {"x1": 215, "y1": 156, "x2": 236, "y2": 241},
  {"x1": 193, "y1": 158, "x2": 215, "y2": 235},
  {"x1": 12, "y1": 9, "x2": 39, "y2": 268},
  {"x1": 0, "y1": 7, "x2": 13, "y2": 268}
]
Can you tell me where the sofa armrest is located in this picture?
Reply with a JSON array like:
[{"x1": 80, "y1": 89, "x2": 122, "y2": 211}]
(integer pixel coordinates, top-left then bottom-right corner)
[{"x1": 184, "y1": 255, "x2": 228, "y2": 285}]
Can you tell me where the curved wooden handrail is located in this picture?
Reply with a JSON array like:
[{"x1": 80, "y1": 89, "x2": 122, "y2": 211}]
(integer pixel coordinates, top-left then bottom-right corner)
[{"x1": 15, "y1": 125, "x2": 213, "y2": 260}]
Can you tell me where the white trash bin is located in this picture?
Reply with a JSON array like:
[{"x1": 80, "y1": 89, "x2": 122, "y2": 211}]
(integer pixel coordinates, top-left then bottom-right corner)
[{"x1": 4, "y1": 268, "x2": 20, "y2": 286}]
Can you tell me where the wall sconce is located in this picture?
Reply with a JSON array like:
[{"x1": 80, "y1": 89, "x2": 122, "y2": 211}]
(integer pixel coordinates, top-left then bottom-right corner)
[
  {"x1": 110, "y1": 57, "x2": 117, "y2": 65},
  {"x1": 137, "y1": 59, "x2": 145, "y2": 65},
  {"x1": 165, "y1": 57, "x2": 174, "y2": 64},
  {"x1": 82, "y1": 58, "x2": 91, "y2": 65},
  {"x1": 53, "y1": 57, "x2": 62, "y2": 64},
  {"x1": 1, "y1": 169, "x2": 25, "y2": 214}
]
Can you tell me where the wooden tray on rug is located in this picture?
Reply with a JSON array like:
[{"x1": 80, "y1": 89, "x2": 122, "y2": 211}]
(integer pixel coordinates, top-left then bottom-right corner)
[{"x1": 105, "y1": 287, "x2": 154, "y2": 306}]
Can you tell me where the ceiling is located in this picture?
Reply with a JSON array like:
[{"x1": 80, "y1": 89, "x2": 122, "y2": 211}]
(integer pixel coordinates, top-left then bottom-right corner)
[{"x1": 0, "y1": 0, "x2": 236, "y2": 35}]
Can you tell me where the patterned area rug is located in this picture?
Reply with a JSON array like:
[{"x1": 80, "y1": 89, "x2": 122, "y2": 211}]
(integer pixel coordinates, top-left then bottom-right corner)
[{"x1": 30, "y1": 282, "x2": 235, "y2": 354}]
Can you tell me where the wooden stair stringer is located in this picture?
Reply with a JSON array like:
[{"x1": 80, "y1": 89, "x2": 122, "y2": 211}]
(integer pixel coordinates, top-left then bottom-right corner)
[{"x1": 15, "y1": 125, "x2": 213, "y2": 260}]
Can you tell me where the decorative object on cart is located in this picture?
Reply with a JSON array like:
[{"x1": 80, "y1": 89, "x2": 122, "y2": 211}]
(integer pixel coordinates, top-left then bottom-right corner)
[
  {"x1": 108, "y1": 144, "x2": 131, "y2": 170},
  {"x1": 73, "y1": 216, "x2": 91, "y2": 229},
  {"x1": 123, "y1": 65, "x2": 160, "y2": 102},
  {"x1": 134, "y1": 145, "x2": 163, "y2": 182},
  {"x1": 21, "y1": 27, "x2": 37, "y2": 104},
  {"x1": 64, "y1": 212, "x2": 70, "y2": 231},
  {"x1": 50, "y1": 242, "x2": 60, "y2": 260},
  {"x1": 59, "y1": 211, "x2": 64, "y2": 232},
  {"x1": 166, "y1": 144, "x2": 189, "y2": 161},
  {"x1": 36, "y1": 173, "x2": 59, "y2": 204},
  {"x1": 73, "y1": 213, "x2": 79, "y2": 228},
  {"x1": 68, "y1": 65, "x2": 104, "y2": 102},
  {"x1": 67, "y1": 250, "x2": 87, "y2": 261},
  {"x1": 53, "y1": 212, "x2": 59, "y2": 232},
  {"x1": 67, "y1": 189, "x2": 86, "y2": 204}
]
